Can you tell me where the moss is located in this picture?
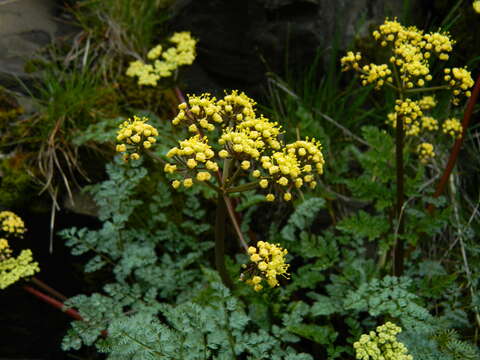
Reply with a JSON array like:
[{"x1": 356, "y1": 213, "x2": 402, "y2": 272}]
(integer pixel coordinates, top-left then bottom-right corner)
[{"x1": 0, "y1": 158, "x2": 36, "y2": 209}]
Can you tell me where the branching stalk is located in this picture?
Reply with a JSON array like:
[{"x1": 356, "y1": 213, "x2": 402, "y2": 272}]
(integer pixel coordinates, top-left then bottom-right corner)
[{"x1": 223, "y1": 194, "x2": 248, "y2": 251}]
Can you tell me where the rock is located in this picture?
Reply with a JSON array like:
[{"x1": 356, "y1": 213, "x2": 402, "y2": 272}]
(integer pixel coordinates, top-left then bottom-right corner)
[
  {"x1": 63, "y1": 189, "x2": 99, "y2": 218},
  {"x1": 0, "y1": 0, "x2": 77, "y2": 92},
  {"x1": 170, "y1": 0, "x2": 424, "y2": 95}
]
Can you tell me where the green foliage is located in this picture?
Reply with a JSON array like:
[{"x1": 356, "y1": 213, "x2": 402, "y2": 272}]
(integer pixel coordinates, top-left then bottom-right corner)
[
  {"x1": 344, "y1": 276, "x2": 432, "y2": 326},
  {"x1": 72, "y1": 0, "x2": 171, "y2": 54},
  {"x1": 281, "y1": 197, "x2": 326, "y2": 242}
]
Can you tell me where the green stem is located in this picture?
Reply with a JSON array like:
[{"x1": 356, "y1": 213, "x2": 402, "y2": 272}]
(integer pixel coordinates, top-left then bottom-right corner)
[
  {"x1": 227, "y1": 165, "x2": 243, "y2": 186},
  {"x1": 202, "y1": 180, "x2": 222, "y2": 194},
  {"x1": 405, "y1": 85, "x2": 449, "y2": 94},
  {"x1": 393, "y1": 112, "x2": 405, "y2": 276},
  {"x1": 226, "y1": 181, "x2": 260, "y2": 194},
  {"x1": 384, "y1": 81, "x2": 401, "y2": 92},
  {"x1": 223, "y1": 194, "x2": 248, "y2": 251},
  {"x1": 215, "y1": 194, "x2": 234, "y2": 289}
]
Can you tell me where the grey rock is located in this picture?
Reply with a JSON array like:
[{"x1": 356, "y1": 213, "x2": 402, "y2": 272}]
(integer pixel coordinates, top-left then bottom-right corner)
[
  {"x1": 63, "y1": 189, "x2": 99, "y2": 218},
  {"x1": 171, "y1": 0, "x2": 424, "y2": 95},
  {"x1": 0, "y1": 0, "x2": 77, "y2": 92}
]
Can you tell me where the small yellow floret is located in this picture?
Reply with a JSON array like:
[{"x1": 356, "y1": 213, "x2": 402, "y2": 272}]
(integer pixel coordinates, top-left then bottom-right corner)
[{"x1": 265, "y1": 194, "x2": 275, "y2": 202}]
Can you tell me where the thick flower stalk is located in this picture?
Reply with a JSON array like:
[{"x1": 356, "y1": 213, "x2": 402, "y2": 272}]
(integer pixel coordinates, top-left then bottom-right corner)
[
  {"x1": 353, "y1": 322, "x2": 412, "y2": 360},
  {"x1": 126, "y1": 32, "x2": 197, "y2": 86},
  {"x1": 115, "y1": 116, "x2": 159, "y2": 161},
  {"x1": 242, "y1": 241, "x2": 289, "y2": 291}
]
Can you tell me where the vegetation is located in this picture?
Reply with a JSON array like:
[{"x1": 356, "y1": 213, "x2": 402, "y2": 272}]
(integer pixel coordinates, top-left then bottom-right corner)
[{"x1": 1, "y1": 1, "x2": 480, "y2": 360}]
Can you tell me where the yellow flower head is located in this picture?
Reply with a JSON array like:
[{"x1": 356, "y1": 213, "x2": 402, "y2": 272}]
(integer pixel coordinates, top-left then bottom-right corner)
[
  {"x1": 474, "y1": 1, "x2": 480, "y2": 14},
  {"x1": 116, "y1": 116, "x2": 159, "y2": 161},
  {"x1": 386, "y1": 98, "x2": 423, "y2": 136},
  {"x1": 359, "y1": 63, "x2": 392, "y2": 89},
  {"x1": 0, "y1": 211, "x2": 25, "y2": 236},
  {"x1": 126, "y1": 31, "x2": 197, "y2": 86},
  {"x1": 164, "y1": 90, "x2": 324, "y2": 197},
  {"x1": 417, "y1": 142, "x2": 435, "y2": 164},
  {"x1": 0, "y1": 249, "x2": 40, "y2": 290},
  {"x1": 418, "y1": 95, "x2": 437, "y2": 110},
  {"x1": 0, "y1": 238, "x2": 12, "y2": 259},
  {"x1": 242, "y1": 241, "x2": 289, "y2": 291},
  {"x1": 444, "y1": 67, "x2": 474, "y2": 105},
  {"x1": 353, "y1": 322, "x2": 413, "y2": 360},
  {"x1": 340, "y1": 51, "x2": 362, "y2": 71},
  {"x1": 442, "y1": 117, "x2": 463, "y2": 139},
  {"x1": 342, "y1": 18, "x2": 465, "y2": 96}
]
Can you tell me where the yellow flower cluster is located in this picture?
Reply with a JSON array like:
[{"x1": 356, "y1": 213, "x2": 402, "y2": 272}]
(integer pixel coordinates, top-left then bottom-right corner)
[
  {"x1": 388, "y1": 96, "x2": 440, "y2": 136},
  {"x1": 251, "y1": 139, "x2": 325, "y2": 200},
  {"x1": 164, "y1": 90, "x2": 324, "y2": 202},
  {"x1": 360, "y1": 64, "x2": 393, "y2": 89},
  {"x1": 126, "y1": 31, "x2": 197, "y2": 86},
  {"x1": 286, "y1": 140, "x2": 325, "y2": 175},
  {"x1": 116, "y1": 116, "x2": 159, "y2": 161},
  {"x1": 0, "y1": 249, "x2": 40, "y2": 290},
  {"x1": 0, "y1": 213, "x2": 39, "y2": 290},
  {"x1": 474, "y1": 1, "x2": 480, "y2": 13},
  {"x1": 370, "y1": 18, "x2": 451, "y2": 87},
  {"x1": 444, "y1": 68, "x2": 474, "y2": 105},
  {"x1": 442, "y1": 118, "x2": 463, "y2": 138},
  {"x1": 420, "y1": 116, "x2": 439, "y2": 131},
  {"x1": 0, "y1": 211, "x2": 25, "y2": 236},
  {"x1": 344, "y1": 18, "x2": 474, "y2": 101},
  {"x1": 417, "y1": 142, "x2": 435, "y2": 163},
  {"x1": 217, "y1": 90, "x2": 257, "y2": 120},
  {"x1": 340, "y1": 51, "x2": 362, "y2": 71},
  {"x1": 0, "y1": 238, "x2": 12, "y2": 259},
  {"x1": 387, "y1": 98, "x2": 423, "y2": 136},
  {"x1": 353, "y1": 322, "x2": 413, "y2": 360},
  {"x1": 418, "y1": 95, "x2": 436, "y2": 110},
  {"x1": 172, "y1": 93, "x2": 221, "y2": 131},
  {"x1": 165, "y1": 135, "x2": 218, "y2": 188},
  {"x1": 236, "y1": 115, "x2": 283, "y2": 151},
  {"x1": 219, "y1": 129, "x2": 264, "y2": 159},
  {"x1": 243, "y1": 241, "x2": 289, "y2": 291}
]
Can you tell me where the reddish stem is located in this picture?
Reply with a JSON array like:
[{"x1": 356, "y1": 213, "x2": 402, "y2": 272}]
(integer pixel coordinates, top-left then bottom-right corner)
[
  {"x1": 23, "y1": 285, "x2": 109, "y2": 337},
  {"x1": 427, "y1": 73, "x2": 480, "y2": 214},
  {"x1": 23, "y1": 285, "x2": 82, "y2": 321},
  {"x1": 174, "y1": 86, "x2": 186, "y2": 105},
  {"x1": 31, "y1": 277, "x2": 68, "y2": 301}
]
